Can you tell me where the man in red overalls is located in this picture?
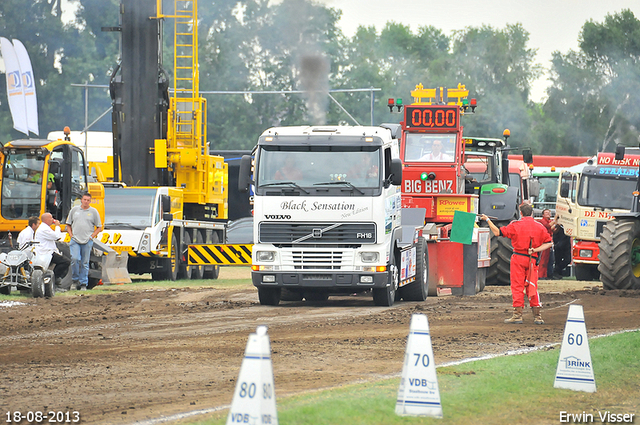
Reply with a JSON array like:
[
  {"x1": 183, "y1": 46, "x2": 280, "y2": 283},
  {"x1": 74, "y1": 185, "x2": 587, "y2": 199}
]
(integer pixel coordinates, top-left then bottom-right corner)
[{"x1": 481, "y1": 203, "x2": 553, "y2": 324}]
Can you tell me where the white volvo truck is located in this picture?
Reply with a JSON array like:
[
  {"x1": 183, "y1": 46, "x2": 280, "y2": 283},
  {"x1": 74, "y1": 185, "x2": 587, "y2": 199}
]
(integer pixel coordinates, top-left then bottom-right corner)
[{"x1": 238, "y1": 125, "x2": 429, "y2": 306}]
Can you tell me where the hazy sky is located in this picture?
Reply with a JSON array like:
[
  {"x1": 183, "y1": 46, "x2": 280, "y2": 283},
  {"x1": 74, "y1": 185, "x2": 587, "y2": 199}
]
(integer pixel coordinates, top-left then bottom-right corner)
[{"x1": 317, "y1": 0, "x2": 640, "y2": 102}]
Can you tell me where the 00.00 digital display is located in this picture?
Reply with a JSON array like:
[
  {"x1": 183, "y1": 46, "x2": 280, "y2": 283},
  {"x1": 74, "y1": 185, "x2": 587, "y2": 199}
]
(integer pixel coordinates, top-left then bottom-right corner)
[{"x1": 406, "y1": 106, "x2": 458, "y2": 129}]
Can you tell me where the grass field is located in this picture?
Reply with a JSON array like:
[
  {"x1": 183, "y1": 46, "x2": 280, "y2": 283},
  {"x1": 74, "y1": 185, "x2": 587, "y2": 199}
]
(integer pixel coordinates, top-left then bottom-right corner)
[{"x1": 196, "y1": 330, "x2": 639, "y2": 425}]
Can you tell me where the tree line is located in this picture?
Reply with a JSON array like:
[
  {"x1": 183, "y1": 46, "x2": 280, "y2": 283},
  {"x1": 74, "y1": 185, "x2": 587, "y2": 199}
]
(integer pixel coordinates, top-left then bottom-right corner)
[{"x1": 0, "y1": 0, "x2": 638, "y2": 156}]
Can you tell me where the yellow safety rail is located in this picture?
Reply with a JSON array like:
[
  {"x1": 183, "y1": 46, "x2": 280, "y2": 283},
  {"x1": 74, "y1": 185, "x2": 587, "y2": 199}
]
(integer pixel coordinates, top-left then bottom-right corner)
[{"x1": 411, "y1": 83, "x2": 470, "y2": 106}]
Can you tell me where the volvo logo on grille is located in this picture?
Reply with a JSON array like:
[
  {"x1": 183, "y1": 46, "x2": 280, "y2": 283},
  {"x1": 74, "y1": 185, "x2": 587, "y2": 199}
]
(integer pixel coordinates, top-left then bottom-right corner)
[
  {"x1": 312, "y1": 228, "x2": 323, "y2": 238},
  {"x1": 265, "y1": 214, "x2": 291, "y2": 219}
]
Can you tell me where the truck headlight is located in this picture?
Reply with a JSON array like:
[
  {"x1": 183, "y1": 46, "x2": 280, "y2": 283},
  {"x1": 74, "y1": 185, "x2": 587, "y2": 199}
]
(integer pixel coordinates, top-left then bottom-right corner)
[
  {"x1": 256, "y1": 251, "x2": 275, "y2": 262},
  {"x1": 360, "y1": 252, "x2": 379, "y2": 263},
  {"x1": 578, "y1": 249, "x2": 593, "y2": 258},
  {"x1": 138, "y1": 233, "x2": 151, "y2": 253}
]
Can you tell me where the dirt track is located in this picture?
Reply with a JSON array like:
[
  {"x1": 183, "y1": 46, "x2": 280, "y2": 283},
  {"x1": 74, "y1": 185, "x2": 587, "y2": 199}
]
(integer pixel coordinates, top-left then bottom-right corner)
[{"x1": 1, "y1": 268, "x2": 639, "y2": 424}]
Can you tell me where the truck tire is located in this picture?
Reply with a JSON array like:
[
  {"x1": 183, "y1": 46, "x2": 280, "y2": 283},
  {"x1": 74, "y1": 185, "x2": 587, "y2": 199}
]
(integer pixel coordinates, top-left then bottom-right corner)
[
  {"x1": 487, "y1": 235, "x2": 512, "y2": 286},
  {"x1": 0, "y1": 285, "x2": 10, "y2": 295},
  {"x1": 44, "y1": 270, "x2": 56, "y2": 298},
  {"x1": 598, "y1": 219, "x2": 640, "y2": 290},
  {"x1": 258, "y1": 287, "x2": 281, "y2": 306},
  {"x1": 574, "y1": 263, "x2": 599, "y2": 282},
  {"x1": 31, "y1": 270, "x2": 45, "y2": 298},
  {"x1": 401, "y1": 237, "x2": 428, "y2": 301},
  {"x1": 203, "y1": 231, "x2": 220, "y2": 280},
  {"x1": 373, "y1": 253, "x2": 398, "y2": 306},
  {"x1": 157, "y1": 234, "x2": 180, "y2": 281},
  {"x1": 178, "y1": 232, "x2": 193, "y2": 279},
  {"x1": 191, "y1": 231, "x2": 205, "y2": 280}
]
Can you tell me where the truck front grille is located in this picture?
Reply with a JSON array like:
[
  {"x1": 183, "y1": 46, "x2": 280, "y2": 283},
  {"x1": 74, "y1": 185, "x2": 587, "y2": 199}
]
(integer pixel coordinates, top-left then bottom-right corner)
[
  {"x1": 280, "y1": 249, "x2": 354, "y2": 270},
  {"x1": 259, "y1": 222, "x2": 376, "y2": 244}
]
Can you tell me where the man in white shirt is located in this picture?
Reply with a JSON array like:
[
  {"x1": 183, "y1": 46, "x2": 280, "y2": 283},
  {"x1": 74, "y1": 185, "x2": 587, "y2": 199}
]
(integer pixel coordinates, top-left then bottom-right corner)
[
  {"x1": 17, "y1": 216, "x2": 39, "y2": 249},
  {"x1": 34, "y1": 213, "x2": 70, "y2": 284},
  {"x1": 420, "y1": 139, "x2": 452, "y2": 161}
]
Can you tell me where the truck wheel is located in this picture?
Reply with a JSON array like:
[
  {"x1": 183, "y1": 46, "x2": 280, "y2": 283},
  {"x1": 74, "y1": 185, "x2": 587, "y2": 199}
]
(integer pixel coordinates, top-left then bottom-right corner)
[
  {"x1": 598, "y1": 219, "x2": 640, "y2": 290},
  {"x1": 203, "y1": 231, "x2": 220, "y2": 280},
  {"x1": 0, "y1": 285, "x2": 10, "y2": 295},
  {"x1": 574, "y1": 264, "x2": 600, "y2": 282},
  {"x1": 258, "y1": 287, "x2": 281, "y2": 306},
  {"x1": 178, "y1": 232, "x2": 193, "y2": 279},
  {"x1": 190, "y1": 231, "x2": 205, "y2": 280},
  {"x1": 400, "y1": 237, "x2": 428, "y2": 301},
  {"x1": 373, "y1": 254, "x2": 398, "y2": 306},
  {"x1": 162, "y1": 234, "x2": 180, "y2": 281},
  {"x1": 31, "y1": 270, "x2": 45, "y2": 298},
  {"x1": 44, "y1": 270, "x2": 56, "y2": 298},
  {"x1": 486, "y1": 234, "x2": 512, "y2": 286}
]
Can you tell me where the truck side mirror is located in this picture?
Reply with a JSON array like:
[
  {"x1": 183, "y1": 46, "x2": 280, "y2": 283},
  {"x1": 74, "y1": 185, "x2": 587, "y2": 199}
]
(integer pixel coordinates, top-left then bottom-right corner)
[
  {"x1": 163, "y1": 213, "x2": 173, "y2": 222},
  {"x1": 528, "y1": 179, "x2": 540, "y2": 199},
  {"x1": 238, "y1": 155, "x2": 253, "y2": 193},
  {"x1": 161, "y1": 194, "x2": 170, "y2": 213},
  {"x1": 615, "y1": 144, "x2": 625, "y2": 161},
  {"x1": 522, "y1": 149, "x2": 533, "y2": 164},
  {"x1": 560, "y1": 182, "x2": 569, "y2": 198},
  {"x1": 389, "y1": 158, "x2": 403, "y2": 186}
]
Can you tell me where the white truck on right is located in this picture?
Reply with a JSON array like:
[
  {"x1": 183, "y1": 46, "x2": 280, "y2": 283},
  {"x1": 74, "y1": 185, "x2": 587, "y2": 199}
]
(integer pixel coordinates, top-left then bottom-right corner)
[{"x1": 597, "y1": 146, "x2": 640, "y2": 290}]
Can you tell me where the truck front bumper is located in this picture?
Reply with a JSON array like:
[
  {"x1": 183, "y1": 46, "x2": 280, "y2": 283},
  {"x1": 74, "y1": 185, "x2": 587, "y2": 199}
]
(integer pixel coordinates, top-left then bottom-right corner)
[{"x1": 252, "y1": 271, "x2": 389, "y2": 290}]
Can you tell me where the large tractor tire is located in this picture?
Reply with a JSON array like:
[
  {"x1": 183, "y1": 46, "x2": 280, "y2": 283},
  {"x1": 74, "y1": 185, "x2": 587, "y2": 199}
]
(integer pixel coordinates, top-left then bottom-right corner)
[
  {"x1": 400, "y1": 237, "x2": 429, "y2": 301},
  {"x1": 486, "y1": 234, "x2": 512, "y2": 286},
  {"x1": 598, "y1": 219, "x2": 640, "y2": 290}
]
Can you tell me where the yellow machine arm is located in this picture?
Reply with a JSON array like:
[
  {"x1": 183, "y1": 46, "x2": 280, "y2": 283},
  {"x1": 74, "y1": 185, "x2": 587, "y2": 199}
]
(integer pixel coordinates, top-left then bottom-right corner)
[{"x1": 154, "y1": 0, "x2": 227, "y2": 218}]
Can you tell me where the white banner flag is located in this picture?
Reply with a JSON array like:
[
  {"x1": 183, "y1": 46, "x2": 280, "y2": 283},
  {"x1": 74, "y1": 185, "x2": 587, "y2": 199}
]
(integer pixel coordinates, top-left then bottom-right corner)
[
  {"x1": 1, "y1": 37, "x2": 29, "y2": 135},
  {"x1": 12, "y1": 39, "x2": 39, "y2": 136}
]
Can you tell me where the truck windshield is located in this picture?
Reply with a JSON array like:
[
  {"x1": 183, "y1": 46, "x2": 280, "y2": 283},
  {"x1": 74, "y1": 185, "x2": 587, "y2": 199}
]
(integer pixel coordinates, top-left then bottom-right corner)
[
  {"x1": 1, "y1": 152, "x2": 45, "y2": 219},
  {"x1": 104, "y1": 188, "x2": 157, "y2": 228},
  {"x1": 578, "y1": 175, "x2": 636, "y2": 210},
  {"x1": 404, "y1": 133, "x2": 456, "y2": 162},
  {"x1": 256, "y1": 147, "x2": 381, "y2": 191},
  {"x1": 463, "y1": 154, "x2": 495, "y2": 182},
  {"x1": 536, "y1": 175, "x2": 559, "y2": 205}
]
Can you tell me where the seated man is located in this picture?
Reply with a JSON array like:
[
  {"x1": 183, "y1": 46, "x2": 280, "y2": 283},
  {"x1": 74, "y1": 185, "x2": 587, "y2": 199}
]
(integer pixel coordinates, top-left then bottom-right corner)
[
  {"x1": 34, "y1": 213, "x2": 70, "y2": 285},
  {"x1": 27, "y1": 169, "x2": 55, "y2": 189},
  {"x1": 274, "y1": 155, "x2": 303, "y2": 180},
  {"x1": 419, "y1": 139, "x2": 452, "y2": 161},
  {"x1": 17, "y1": 216, "x2": 39, "y2": 249}
]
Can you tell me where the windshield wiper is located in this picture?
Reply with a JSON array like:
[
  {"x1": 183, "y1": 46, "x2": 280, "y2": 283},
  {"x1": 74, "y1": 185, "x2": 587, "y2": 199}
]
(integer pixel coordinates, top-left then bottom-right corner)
[
  {"x1": 104, "y1": 221, "x2": 146, "y2": 230},
  {"x1": 260, "y1": 181, "x2": 309, "y2": 194},
  {"x1": 313, "y1": 181, "x2": 364, "y2": 195}
]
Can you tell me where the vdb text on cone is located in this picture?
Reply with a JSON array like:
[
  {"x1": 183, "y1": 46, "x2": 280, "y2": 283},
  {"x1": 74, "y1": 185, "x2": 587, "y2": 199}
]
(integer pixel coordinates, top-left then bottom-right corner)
[
  {"x1": 227, "y1": 326, "x2": 279, "y2": 425},
  {"x1": 396, "y1": 313, "x2": 443, "y2": 418}
]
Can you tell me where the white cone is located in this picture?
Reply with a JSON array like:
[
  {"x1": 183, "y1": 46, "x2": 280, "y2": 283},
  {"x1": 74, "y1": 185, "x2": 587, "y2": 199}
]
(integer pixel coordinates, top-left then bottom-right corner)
[
  {"x1": 554, "y1": 305, "x2": 596, "y2": 393},
  {"x1": 227, "y1": 326, "x2": 278, "y2": 425},
  {"x1": 395, "y1": 314, "x2": 443, "y2": 418}
]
